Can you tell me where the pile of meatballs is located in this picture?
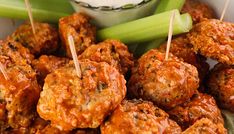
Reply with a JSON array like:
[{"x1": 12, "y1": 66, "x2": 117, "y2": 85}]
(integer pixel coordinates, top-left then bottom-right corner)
[{"x1": 0, "y1": 0, "x2": 233, "y2": 133}]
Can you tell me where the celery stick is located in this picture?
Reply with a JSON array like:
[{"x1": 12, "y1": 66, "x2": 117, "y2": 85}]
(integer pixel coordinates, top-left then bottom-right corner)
[
  {"x1": 97, "y1": 10, "x2": 192, "y2": 44},
  {"x1": 134, "y1": 0, "x2": 187, "y2": 56},
  {"x1": 155, "y1": 0, "x2": 186, "y2": 14},
  {"x1": 0, "y1": 0, "x2": 74, "y2": 23}
]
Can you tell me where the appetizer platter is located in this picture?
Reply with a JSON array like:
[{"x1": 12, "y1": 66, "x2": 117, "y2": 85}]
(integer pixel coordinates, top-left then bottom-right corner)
[{"x1": 0, "y1": 0, "x2": 233, "y2": 134}]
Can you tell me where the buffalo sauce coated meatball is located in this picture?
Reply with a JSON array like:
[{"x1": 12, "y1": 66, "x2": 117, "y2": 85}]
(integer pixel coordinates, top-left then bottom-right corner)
[
  {"x1": 78, "y1": 39, "x2": 134, "y2": 75},
  {"x1": 182, "y1": 118, "x2": 227, "y2": 134},
  {"x1": 206, "y1": 63, "x2": 234, "y2": 112},
  {"x1": 0, "y1": 40, "x2": 34, "y2": 64},
  {"x1": 168, "y1": 93, "x2": 224, "y2": 130},
  {"x1": 128, "y1": 49, "x2": 199, "y2": 109},
  {"x1": 158, "y1": 35, "x2": 209, "y2": 82},
  {"x1": 32, "y1": 55, "x2": 70, "y2": 85},
  {"x1": 187, "y1": 19, "x2": 234, "y2": 65},
  {"x1": 37, "y1": 60, "x2": 126, "y2": 131},
  {"x1": 181, "y1": 0, "x2": 215, "y2": 24},
  {"x1": 101, "y1": 99, "x2": 182, "y2": 134},
  {"x1": 0, "y1": 56, "x2": 40, "y2": 130},
  {"x1": 59, "y1": 13, "x2": 96, "y2": 58},
  {"x1": 10, "y1": 22, "x2": 59, "y2": 56}
]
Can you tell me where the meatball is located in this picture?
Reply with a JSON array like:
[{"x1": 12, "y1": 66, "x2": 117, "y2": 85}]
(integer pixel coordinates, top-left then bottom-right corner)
[
  {"x1": 10, "y1": 22, "x2": 59, "y2": 56},
  {"x1": 181, "y1": 0, "x2": 215, "y2": 24},
  {"x1": 128, "y1": 49, "x2": 199, "y2": 109},
  {"x1": 206, "y1": 63, "x2": 234, "y2": 112},
  {"x1": 0, "y1": 39, "x2": 34, "y2": 64},
  {"x1": 59, "y1": 13, "x2": 96, "y2": 58},
  {"x1": 32, "y1": 55, "x2": 70, "y2": 85},
  {"x1": 158, "y1": 35, "x2": 209, "y2": 82},
  {"x1": 0, "y1": 56, "x2": 40, "y2": 130},
  {"x1": 187, "y1": 19, "x2": 234, "y2": 65},
  {"x1": 78, "y1": 39, "x2": 134, "y2": 75},
  {"x1": 182, "y1": 118, "x2": 227, "y2": 134},
  {"x1": 168, "y1": 93, "x2": 224, "y2": 130},
  {"x1": 101, "y1": 99, "x2": 182, "y2": 134},
  {"x1": 37, "y1": 60, "x2": 126, "y2": 131}
]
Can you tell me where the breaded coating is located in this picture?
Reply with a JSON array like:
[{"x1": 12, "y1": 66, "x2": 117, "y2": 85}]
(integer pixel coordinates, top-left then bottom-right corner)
[
  {"x1": 0, "y1": 56, "x2": 40, "y2": 130},
  {"x1": 168, "y1": 93, "x2": 224, "y2": 130},
  {"x1": 206, "y1": 63, "x2": 234, "y2": 112},
  {"x1": 158, "y1": 35, "x2": 209, "y2": 81},
  {"x1": 101, "y1": 99, "x2": 182, "y2": 134},
  {"x1": 0, "y1": 40, "x2": 34, "y2": 64},
  {"x1": 187, "y1": 19, "x2": 234, "y2": 65},
  {"x1": 32, "y1": 55, "x2": 70, "y2": 85},
  {"x1": 59, "y1": 13, "x2": 96, "y2": 58},
  {"x1": 128, "y1": 49, "x2": 199, "y2": 109},
  {"x1": 182, "y1": 118, "x2": 227, "y2": 134},
  {"x1": 78, "y1": 39, "x2": 134, "y2": 75},
  {"x1": 37, "y1": 60, "x2": 126, "y2": 131},
  {"x1": 10, "y1": 22, "x2": 59, "y2": 56},
  {"x1": 181, "y1": 0, "x2": 215, "y2": 24}
]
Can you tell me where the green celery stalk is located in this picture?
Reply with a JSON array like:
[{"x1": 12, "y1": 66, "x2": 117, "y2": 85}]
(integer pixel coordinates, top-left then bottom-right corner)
[
  {"x1": 148, "y1": 13, "x2": 192, "y2": 48},
  {"x1": 0, "y1": 0, "x2": 74, "y2": 23},
  {"x1": 155, "y1": 0, "x2": 186, "y2": 14},
  {"x1": 134, "y1": 0, "x2": 187, "y2": 56},
  {"x1": 97, "y1": 10, "x2": 192, "y2": 44},
  {"x1": 134, "y1": 13, "x2": 191, "y2": 56}
]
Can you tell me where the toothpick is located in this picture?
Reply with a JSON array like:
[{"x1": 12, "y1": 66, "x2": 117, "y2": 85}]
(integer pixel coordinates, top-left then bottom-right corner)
[
  {"x1": 220, "y1": 0, "x2": 230, "y2": 21},
  {"x1": 24, "y1": 0, "x2": 36, "y2": 35},
  {"x1": 68, "y1": 35, "x2": 82, "y2": 78},
  {"x1": 165, "y1": 11, "x2": 176, "y2": 61},
  {"x1": 0, "y1": 63, "x2": 9, "y2": 80}
]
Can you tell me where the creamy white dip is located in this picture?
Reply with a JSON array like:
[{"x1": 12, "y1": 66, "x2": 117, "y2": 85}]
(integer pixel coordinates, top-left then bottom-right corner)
[{"x1": 75, "y1": 0, "x2": 144, "y2": 8}]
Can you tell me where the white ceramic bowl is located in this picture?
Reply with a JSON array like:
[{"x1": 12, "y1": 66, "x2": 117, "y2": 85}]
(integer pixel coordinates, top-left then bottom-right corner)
[{"x1": 70, "y1": 0, "x2": 158, "y2": 28}]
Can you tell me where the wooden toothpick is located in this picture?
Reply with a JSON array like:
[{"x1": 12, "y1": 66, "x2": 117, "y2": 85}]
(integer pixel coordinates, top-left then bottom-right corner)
[
  {"x1": 0, "y1": 63, "x2": 9, "y2": 80},
  {"x1": 24, "y1": 0, "x2": 36, "y2": 35},
  {"x1": 220, "y1": 0, "x2": 230, "y2": 21},
  {"x1": 68, "y1": 35, "x2": 82, "y2": 78},
  {"x1": 165, "y1": 11, "x2": 176, "y2": 61}
]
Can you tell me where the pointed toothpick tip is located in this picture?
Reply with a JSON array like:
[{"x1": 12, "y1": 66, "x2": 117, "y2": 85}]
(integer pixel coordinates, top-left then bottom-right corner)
[
  {"x1": 68, "y1": 35, "x2": 82, "y2": 78},
  {"x1": 220, "y1": 0, "x2": 230, "y2": 21},
  {"x1": 0, "y1": 63, "x2": 9, "y2": 80},
  {"x1": 24, "y1": 0, "x2": 36, "y2": 35},
  {"x1": 165, "y1": 10, "x2": 176, "y2": 61}
]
